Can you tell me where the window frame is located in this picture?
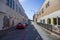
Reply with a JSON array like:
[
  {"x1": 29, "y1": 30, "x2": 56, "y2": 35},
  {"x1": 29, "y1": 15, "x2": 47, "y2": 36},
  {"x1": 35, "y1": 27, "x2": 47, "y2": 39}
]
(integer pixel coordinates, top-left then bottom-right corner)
[
  {"x1": 12, "y1": 0, "x2": 15, "y2": 9},
  {"x1": 47, "y1": 18, "x2": 51, "y2": 24},
  {"x1": 46, "y1": 1, "x2": 50, "y2": 8},
  {"x1": 10, "y1": 0, "x2": 13, "y2": 8},
  {"x1": 42, "y1": 8, "x2": 44, "y2": 13},
  {"x1": 6, "y1": 0, "x2": 9, "y2": 6}
]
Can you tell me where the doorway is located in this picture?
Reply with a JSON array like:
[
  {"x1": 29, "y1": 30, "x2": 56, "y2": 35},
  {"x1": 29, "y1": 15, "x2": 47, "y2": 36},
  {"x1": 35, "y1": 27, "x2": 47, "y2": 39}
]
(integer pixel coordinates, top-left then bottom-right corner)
[{"x1": 3, "y1": 16, "x2": 10, "y2": 29}]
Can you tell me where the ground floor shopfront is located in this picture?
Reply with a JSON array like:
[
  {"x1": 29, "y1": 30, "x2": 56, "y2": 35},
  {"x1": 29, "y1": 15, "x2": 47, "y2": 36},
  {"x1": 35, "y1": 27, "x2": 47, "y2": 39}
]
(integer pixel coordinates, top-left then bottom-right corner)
[
  {"x1": 0, "y1": 12, "x2": 26, "y2": 30},
  {"x1": 37, "y1": 10, "x2": 60, "y2": 33},
  {"x1": 0, "y1": 13, "x2": 15, "y2": 30}
]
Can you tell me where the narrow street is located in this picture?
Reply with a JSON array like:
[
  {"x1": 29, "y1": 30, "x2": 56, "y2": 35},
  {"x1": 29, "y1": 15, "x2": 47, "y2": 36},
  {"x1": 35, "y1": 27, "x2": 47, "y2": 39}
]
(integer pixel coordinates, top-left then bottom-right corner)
[
  {"x1": 0, "y1": 0, "x2": 60, "y2": 40},
  {"x1": 1, "y1": 21, "x2": 60, "y2": 40},
  {"x1": 1, "y1": 22, "x2": 43, "y2": 40}
]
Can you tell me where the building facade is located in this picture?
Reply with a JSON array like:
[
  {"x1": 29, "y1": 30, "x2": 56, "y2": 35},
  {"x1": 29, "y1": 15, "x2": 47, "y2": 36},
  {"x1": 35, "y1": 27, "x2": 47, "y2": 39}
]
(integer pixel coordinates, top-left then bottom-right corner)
[
  {"x1": 33, "y1": 14, "x2": 37, "y2": 22},
  {"x1": 0, "y1": 0, "x2": 28, "y2": 30},
  {"x1": 34, "y1": 0, "x2": 60, "y2": 32}
]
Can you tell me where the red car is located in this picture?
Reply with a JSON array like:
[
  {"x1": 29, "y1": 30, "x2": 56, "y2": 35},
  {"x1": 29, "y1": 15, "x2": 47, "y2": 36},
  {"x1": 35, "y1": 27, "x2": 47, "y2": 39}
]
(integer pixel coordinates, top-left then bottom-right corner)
[{"x1": 16, "y1": 23, "x2": 26, "y2": 29}]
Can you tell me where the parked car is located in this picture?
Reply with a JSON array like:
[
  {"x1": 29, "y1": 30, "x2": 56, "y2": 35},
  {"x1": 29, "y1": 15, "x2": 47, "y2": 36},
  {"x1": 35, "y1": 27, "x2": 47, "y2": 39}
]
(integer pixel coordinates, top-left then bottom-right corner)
[
  {"x1": 25, "y1": 20, "x2": 29, "y2": 26},
  {"x1": 24, "y1": 22, "x2": 28, "y2": 26},
  {"x1": 16, "y1": 22, "x2": 26, "y2": 29}
]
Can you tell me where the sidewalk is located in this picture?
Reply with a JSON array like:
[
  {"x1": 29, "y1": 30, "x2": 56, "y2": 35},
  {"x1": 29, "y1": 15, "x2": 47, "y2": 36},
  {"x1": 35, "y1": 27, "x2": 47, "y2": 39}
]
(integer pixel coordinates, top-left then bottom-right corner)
[
  {"x1": 32, "y1": 22, "x2": 60, "y2": 40},
  {"x1": 0, "y1": 26, "x2": 15, "y2": 38},
  {"x1": 41, "y1": 26, "x2": 60, "y2": 38}
]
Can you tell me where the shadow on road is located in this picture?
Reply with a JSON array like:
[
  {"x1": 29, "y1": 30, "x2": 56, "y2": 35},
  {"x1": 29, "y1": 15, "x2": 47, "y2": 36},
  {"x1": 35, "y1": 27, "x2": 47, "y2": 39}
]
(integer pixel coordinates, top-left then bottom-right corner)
[
  {"x1": 24, "y1": 21, "x2": 43, "y2": 40},
  {"x1": 1, "y1": 21, "x2": 43, "y2": 40}
]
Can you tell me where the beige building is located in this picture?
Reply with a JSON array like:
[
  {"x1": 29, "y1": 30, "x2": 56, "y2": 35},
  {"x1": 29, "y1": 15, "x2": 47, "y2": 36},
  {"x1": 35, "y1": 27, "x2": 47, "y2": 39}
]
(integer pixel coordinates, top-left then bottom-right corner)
[
  {"x1": 33, "y1": 14, "x2": 37, "y2": 22},
  {"x1": 0, "y1": 0, "x2": 28, "y2": 30},
  {"x1": 34, "y1": 0, "x2": 60, "y2": 32}
]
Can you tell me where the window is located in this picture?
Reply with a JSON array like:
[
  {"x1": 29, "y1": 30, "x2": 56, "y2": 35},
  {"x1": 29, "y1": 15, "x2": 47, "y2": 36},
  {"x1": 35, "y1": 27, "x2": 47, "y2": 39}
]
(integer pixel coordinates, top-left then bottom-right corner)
[
  {"x1": 16, "y1": 4, "x2": 19, "y2": 12},
  {"x1": 47, "y1": 18, "x2": 51, "y2": 24},
  {"x1": 52, "y1": 18, "x2": 57, "y2": 25},
  {"x1": 6, "y1": 0, "x2": 15, "y2": 9},
  {"x1": 16, "y1": 4, "x2": 18, "y2": 12},
  {"x1": 12, "y1": 0, "x2": 15, "y2": 9},
  {"x1": 43, "y1": 19, "x2": 45, "y2": 24},
  {"x1": 19, "y1": 8, "x2": 21, "y2": 13},
  {"x1": 58, "y1": 18, "x2": 60, "y2": 25},
  {"x1": 46, "y1": 1, "x2": 50, "y2": 8},
  {"x1": 42, "y1": 8, "x2": 44, "y2": 13},
  {"x1": 6, "y1": 0, "x2": 9, "y2": 6},
  {"x1": 48, "y1": 2, "x2": 49, "y2": 6},
  {"x1": 10, "y1": 0, "x2": 13, "y2": 8}
]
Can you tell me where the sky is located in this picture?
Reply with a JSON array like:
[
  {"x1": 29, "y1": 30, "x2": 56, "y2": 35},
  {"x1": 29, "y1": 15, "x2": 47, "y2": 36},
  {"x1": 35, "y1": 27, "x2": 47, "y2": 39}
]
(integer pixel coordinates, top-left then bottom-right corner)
[{"x1": 19, "y1": 0, "x2": 45, "y2": 20}]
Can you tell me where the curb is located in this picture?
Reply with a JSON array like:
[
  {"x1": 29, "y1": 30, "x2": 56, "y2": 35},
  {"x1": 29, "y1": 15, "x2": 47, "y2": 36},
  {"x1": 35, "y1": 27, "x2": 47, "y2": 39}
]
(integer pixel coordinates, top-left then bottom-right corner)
[
  {"x1": 0, "y1": 29, "x2": 7, "y2": 38},
  {"x1": 40, "y1": 26, "x2": 60, "y2": 39}
]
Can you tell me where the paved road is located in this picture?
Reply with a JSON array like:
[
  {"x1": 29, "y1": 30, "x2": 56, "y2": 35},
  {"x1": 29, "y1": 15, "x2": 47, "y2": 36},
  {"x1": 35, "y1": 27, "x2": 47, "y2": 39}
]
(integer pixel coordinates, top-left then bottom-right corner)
[
  {"x1": 1, "y1": 21, "x2": 60, "y2": 40},
  {"x1": 1, "y1": 24, "x2": 43, "y2": 40}
]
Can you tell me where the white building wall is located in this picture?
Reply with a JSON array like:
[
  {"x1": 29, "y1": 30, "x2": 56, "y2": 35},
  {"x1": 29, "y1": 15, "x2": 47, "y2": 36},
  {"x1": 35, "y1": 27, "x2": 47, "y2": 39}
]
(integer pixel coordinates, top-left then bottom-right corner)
[
  {"x1": 0, "y1": 13, "x2": 4, "y2": 30},
  {"x1": 0, "y1": 0, "x2": 28, "y2": 30}
]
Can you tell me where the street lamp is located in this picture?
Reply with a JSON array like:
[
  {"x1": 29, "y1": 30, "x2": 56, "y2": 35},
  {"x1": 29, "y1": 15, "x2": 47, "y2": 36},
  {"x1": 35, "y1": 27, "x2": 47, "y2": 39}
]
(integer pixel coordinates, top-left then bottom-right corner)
[{"x1": 30, "y1": 10, "x2": 36, "y2": 21}]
